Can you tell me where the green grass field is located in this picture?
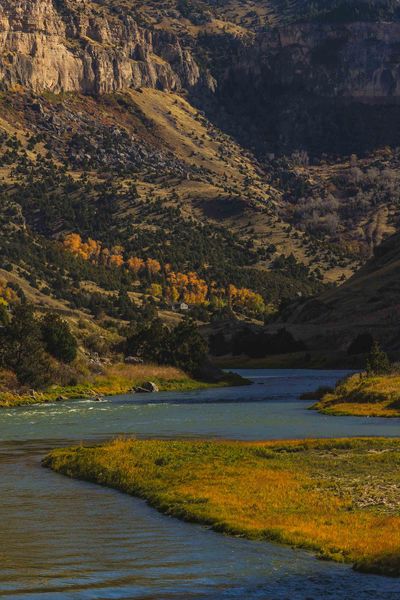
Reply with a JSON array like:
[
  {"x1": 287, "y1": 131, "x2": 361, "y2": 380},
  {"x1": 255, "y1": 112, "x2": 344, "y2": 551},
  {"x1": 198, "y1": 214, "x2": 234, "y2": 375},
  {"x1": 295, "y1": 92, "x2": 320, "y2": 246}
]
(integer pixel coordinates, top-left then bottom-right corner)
[{"x1": 44, "y1": 437, "x2": 400, "y2": 576}]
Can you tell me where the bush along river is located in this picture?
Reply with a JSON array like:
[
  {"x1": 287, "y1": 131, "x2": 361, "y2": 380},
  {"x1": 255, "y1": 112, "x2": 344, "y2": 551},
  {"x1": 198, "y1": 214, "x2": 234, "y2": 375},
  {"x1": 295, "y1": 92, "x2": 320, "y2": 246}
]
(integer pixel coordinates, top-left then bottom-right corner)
[{"x1": 1, "y1": 369, "x2": 400, "y2": 599}]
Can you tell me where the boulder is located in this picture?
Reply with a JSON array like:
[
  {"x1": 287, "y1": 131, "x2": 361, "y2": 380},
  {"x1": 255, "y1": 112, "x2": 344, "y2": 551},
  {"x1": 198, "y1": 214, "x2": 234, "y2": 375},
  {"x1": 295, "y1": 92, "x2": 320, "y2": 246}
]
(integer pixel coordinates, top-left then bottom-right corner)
[{"x1": 134, "y1": 381, "x2": 159, "y2": 393}]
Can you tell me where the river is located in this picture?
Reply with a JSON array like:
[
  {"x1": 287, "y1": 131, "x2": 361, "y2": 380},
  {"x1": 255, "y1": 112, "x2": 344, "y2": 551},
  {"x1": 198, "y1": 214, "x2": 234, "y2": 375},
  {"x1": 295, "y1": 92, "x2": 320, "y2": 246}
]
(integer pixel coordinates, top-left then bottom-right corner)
[{"x1": 0, "y1": 369, "x2": 399, "y2": 599}]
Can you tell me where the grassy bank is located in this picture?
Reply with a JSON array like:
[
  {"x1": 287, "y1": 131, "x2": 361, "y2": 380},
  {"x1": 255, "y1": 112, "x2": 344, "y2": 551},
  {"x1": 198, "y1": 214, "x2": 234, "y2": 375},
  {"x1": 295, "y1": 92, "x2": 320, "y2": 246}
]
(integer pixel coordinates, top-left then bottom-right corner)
[
  {"x1": 44, "y1": 437, "x2": 400, "y2": 576},
  {"x1": 313, "y1": 373, "x2": 400, "y2": 417},
  {"x1": 0, "y1": 364, "x2": 244, "y2": 408}
]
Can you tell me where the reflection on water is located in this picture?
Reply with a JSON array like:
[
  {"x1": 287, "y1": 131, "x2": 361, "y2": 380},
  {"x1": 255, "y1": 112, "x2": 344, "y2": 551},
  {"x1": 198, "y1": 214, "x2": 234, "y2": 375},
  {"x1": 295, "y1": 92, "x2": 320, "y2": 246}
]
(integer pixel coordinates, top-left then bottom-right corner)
[{"x1": 0, "y1": 370, "x2": 399, "y2": 599}]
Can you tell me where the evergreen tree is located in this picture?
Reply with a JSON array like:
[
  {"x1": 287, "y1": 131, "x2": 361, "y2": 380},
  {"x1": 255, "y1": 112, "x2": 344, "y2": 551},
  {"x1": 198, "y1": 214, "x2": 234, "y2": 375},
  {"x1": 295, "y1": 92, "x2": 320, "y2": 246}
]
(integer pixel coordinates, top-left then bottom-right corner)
[
  {"x1": 366, "y1": 341, "x2": 390, "y2": 375},
  {"x1": 0, "y1": 304, "x2": 51, "y2": 387},
  {"x1": 169, "y1": 318, "x2": 208, "y2": 374},
  {"x1": 41, "y1": 313, "x2": 78, "y2": 364}
]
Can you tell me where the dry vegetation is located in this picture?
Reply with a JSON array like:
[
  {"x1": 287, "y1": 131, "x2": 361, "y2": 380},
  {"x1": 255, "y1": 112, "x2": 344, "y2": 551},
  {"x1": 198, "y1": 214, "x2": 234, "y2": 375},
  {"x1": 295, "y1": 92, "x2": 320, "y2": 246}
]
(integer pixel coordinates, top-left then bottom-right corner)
[
  {"x1": 314, "y1": 373, "x2": 400, "y2": 417},
  {"x1": 44, "y1": 437, "x2": 400, "y2": 576},
  {"x1": 0, "y1": 363, "x2": 215, "y2": 408}
]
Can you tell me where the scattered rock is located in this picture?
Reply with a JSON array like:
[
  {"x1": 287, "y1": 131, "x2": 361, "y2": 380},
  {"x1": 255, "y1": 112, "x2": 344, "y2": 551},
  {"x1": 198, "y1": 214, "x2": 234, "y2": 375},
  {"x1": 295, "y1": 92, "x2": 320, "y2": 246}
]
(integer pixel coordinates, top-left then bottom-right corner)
[{"x1": 124, "y1": 356, "x2": 144, "y2": 365}]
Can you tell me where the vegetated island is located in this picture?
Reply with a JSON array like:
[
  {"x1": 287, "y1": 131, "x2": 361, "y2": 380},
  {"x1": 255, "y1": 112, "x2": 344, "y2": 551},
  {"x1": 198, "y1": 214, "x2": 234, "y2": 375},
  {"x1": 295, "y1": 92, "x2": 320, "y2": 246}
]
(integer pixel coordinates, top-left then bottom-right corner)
[
  {"x1": 312, "y1": 373, "x2": 400, "y2": 417},
  {"x1": 44, "y1": 437, "x2": 400, "y2": 577},
  {"x1": 309, "y1": 343, "x2": 400, "y2": 417}
]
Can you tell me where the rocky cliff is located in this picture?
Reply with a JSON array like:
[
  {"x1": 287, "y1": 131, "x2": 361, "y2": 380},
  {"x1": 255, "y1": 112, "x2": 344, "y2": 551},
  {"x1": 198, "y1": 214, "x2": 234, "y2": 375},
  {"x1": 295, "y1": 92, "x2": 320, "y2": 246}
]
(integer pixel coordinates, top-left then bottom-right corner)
[
  {"x1": 204, "y1": 19, "x2": 400, "y2": 154},
  {"x1": 226, "y1": 21, "x2": 400, "y2": 100},
  {"x1": 0, "y1": 0, "x2": 203, "y2": 94},
  {"x1": 2, "y1": 1, "x2": 400, "y2": 103}
]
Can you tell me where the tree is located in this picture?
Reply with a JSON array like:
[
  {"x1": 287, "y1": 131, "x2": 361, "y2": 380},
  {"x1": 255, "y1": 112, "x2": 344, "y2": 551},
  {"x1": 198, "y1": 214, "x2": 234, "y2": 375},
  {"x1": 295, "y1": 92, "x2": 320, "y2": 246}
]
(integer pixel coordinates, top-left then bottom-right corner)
[
  {"x1": 146, "y1": 258, "x2": 161, "y2": 278},
  {"x1": 147, "y1": 283, "x2": 163, "y2": 299},
  {"x1": 366, "y1": 341, "x2": 390, "y2": 375},
  {"x1": 124, "y1": 317, "x2": 208, "y2": 375},
  {"x1": 0, "y1": 304, "x2": 52, "y2": 387},
  {"x1": 169, "y1": 318, "x2": 208, "y2": 374},
  {"x1": 125, "y1": 318, "x2": 169, "y2": 363},
  {"x1": 127, "y1": 257, "x2": 144, "y2": 277},
  {"x1": 0, "y1": 301, "x2": 9, "y2": 326},
  {"x1": 41, "y1": 313, "x2": 78, "y2": 363}
]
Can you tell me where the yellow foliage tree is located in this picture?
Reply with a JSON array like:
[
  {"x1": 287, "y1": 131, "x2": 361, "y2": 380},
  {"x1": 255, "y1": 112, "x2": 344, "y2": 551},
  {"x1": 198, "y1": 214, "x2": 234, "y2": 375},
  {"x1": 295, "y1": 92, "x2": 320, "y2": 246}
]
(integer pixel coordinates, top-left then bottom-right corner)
[
  {"x1": 147, "y1": 283, "x2": 163, "y2": 299},
  {"x1": 127, "y1": 257, "x2": 145, "y2": 277},
  {"x1": 146, "y1": 258, "x2": 161, "y2": 277}
]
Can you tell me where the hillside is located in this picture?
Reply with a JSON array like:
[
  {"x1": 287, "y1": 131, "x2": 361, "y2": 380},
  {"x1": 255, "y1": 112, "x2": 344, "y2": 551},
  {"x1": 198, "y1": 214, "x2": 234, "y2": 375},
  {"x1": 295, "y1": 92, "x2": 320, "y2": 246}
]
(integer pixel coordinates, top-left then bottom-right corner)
[
  {"x1": 278, "y1": 231, "x2": 400, "y2": 354},
  {"x1": 0, "y1": 0, "x2": 400, "y2": 334}
]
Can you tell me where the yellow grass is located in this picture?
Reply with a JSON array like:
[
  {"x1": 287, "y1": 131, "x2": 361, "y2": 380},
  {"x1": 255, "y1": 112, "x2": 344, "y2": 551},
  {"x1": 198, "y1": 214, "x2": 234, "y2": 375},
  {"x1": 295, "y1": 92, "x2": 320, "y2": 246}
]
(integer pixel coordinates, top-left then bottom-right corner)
[
  {"x1": 45, "y1": 437, "x2": 400, "y2": 576},
  {"x1": 314, "y1": 373, "x2": 400, "y2": 417},
  {"x1": 0, "y1": 363, "x2": 224, "y2": 408}
]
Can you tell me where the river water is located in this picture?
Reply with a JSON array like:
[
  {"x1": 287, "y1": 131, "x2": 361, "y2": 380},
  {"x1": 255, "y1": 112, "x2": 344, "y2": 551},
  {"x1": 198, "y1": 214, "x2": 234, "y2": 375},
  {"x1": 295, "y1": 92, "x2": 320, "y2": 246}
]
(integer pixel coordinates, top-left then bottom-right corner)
[{"x1": 1, "y1": 369, "x2": 400, "y2": 599}]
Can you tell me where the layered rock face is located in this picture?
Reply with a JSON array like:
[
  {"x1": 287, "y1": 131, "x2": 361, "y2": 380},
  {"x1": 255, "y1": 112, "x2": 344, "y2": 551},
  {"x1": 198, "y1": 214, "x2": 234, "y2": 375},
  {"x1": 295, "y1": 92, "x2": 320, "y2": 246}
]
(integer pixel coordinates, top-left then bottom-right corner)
[
  {"x1": 0, "y1": 0, "x2": 201, "y2": 93},
  {"x1": 229, "y1": 22, "x2": 400, "y2": 101},
  {"x1": 210, "y1": 19, "x2": 400, "y2": 154}
]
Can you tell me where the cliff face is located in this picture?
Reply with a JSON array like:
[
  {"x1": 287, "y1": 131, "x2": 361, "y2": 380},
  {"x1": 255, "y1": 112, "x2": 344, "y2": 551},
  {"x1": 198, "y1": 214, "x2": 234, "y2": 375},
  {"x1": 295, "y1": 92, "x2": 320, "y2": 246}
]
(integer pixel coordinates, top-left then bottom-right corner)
[
  {"x1": 227, "y1": 22, "x2": 400, "y2": 101},
  {"x1": 2, "y1": 1, "x2": 400, "y2": 101},
  {"x1": 0, "y1": 0, "x2": 202, "y2": 94},
  {"x1": 206, "y1": 19, "x2": 400, "y2": 154}
]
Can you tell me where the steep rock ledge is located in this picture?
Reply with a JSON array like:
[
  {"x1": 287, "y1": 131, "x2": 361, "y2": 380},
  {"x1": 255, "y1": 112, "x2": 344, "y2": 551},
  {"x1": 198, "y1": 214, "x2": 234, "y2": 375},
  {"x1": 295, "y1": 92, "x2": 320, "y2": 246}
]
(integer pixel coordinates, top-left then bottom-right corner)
[
  {"x1": 0, "y1": 0, "x2": 203, "y2": 94},
  {"x1": 222, "y1": 21, "x2": 400, "y2": 101}
]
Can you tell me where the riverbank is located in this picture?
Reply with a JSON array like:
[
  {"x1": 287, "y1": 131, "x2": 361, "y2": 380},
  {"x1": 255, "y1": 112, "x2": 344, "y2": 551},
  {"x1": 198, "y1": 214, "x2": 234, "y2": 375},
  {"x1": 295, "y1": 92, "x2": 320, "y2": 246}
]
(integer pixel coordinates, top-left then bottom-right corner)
[
  {"x1": 313, "y1": 373, "x2": 400, "y2": 417},
  {"x1": 215, "y1": 351, "x2": 364, "y2": 370},
  {"x1": 44, "y1": 437, "x2": 400, "y2": 576},
  {"x1": 0, "y1": 363, "x2": 246, "y2": 408}
]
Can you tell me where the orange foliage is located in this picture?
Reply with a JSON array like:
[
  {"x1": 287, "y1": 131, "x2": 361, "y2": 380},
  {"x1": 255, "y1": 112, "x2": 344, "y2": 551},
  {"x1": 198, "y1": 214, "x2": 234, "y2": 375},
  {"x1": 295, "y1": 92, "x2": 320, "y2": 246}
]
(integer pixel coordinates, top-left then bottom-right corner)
[
  {"x1": 146, "y1": 258, "x2": 161, "y2": 277},
  {"x1": 165, "y1": 272, "x2": 208, "y2": 305},
  {"x1": 127, "y1": 257, "x2": 144, "y2": 276},
  {"x1": 109, "y1": 254, "x2": 124, "y2": 268},
  {"x1": 63, "y1": 233, "x2": 102, "y2": 262},
  {"x1": 62, "y1": 234, "x2": 265, "y2": 314}
]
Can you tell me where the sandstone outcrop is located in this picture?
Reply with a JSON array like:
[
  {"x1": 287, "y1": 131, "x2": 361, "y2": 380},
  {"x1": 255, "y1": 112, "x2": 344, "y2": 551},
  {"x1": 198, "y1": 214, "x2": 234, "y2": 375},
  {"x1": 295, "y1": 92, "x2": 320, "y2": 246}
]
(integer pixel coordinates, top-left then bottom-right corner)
[{"x1": 0, "y1": 0, "x2": 202, "y2": 94}]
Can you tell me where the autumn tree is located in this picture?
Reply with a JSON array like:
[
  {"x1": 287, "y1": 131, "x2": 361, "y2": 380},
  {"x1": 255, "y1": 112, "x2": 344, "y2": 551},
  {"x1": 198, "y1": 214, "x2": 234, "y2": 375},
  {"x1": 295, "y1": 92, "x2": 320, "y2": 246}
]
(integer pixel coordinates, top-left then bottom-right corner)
[
  {"x1": 146, "y1": 258, "x2": 161, "y2": 278},
  {"x1": 127, "y1": 257, "x2": 144, "y2": 277}
]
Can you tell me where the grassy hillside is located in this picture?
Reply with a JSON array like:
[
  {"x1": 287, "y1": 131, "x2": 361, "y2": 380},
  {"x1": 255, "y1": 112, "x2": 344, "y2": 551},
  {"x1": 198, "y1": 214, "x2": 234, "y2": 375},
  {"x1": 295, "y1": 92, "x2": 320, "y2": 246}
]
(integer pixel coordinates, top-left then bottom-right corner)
[
  {"x1": 0, "y1": 85, "x2": 341, "y2": 328},
  {"x1": 278, "y1": 232, "x2": 400, "y2": 354}
]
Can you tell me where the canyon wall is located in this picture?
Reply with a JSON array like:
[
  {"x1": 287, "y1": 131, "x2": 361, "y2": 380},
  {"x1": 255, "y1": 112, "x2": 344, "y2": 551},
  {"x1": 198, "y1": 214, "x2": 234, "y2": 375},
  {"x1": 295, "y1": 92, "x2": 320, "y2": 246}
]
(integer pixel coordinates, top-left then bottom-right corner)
[
  {"x1": 0, "y1": 0, "x2": 202, "y2": 94},
  {"x1": 228, "y1": 22, "x2": 400, "y2": 101}
]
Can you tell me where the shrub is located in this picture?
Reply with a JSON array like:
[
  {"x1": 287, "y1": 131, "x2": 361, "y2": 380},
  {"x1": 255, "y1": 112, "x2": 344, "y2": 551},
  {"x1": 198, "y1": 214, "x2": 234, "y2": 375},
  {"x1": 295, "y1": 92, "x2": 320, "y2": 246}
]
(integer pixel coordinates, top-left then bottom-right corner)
[{"x1": 41, "y1": 313, "x2": 78, "y2": 363}]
